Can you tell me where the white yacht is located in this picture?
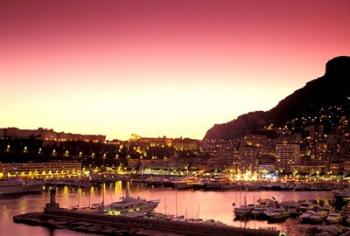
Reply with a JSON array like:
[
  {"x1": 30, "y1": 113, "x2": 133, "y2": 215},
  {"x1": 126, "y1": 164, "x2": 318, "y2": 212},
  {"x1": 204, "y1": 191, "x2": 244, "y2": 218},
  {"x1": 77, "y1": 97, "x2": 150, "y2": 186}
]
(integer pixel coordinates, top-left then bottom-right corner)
[
  {"x1": 0, "y1": 179, "x2": 43, "y2": 195},
  {"x1": 102, "y1": 187, "x2": 160, "y2": 217}
]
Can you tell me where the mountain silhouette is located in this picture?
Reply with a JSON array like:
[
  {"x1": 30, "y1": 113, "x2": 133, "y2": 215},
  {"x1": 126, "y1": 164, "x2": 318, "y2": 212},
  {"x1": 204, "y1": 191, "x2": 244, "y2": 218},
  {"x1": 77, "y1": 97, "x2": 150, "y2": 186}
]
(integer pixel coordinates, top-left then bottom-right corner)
[{"x1": 204, "y1": 56, "x2": 350, "y2": 140}]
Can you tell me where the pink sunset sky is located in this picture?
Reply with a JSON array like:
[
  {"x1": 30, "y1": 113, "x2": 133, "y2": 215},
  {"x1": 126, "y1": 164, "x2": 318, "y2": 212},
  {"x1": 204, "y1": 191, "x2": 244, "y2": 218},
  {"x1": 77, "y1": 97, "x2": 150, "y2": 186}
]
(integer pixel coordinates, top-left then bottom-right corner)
[{"x1": 0, "y1": 0, "x2": 350, "y2": 140}]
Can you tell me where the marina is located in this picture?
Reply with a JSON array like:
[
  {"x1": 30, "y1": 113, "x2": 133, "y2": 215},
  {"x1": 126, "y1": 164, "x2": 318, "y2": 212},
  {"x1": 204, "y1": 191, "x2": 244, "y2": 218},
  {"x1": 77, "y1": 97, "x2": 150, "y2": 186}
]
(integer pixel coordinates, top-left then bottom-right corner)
[
  {"x1": 41, "y1": 173, "x2": 348, "y2": 191},
  {"x1": 1, "y1": 180, "x2": 347, "y2": 235},
  {"x1": 12, "y1": 186, "x2": 284, "y2": 236},
  {"x1": 14, "y1": 200, "x2": 280, "y2": 236}
]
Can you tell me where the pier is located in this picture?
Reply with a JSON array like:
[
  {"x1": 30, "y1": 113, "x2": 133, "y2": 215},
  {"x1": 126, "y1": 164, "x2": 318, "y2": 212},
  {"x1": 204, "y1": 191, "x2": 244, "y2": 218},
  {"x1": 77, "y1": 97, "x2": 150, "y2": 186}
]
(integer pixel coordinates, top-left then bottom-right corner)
[
  {"x1": 13, "y1": 190, "x2": 282, "y2": 236},
  {"x1": 14, "y1": 209, "x2": 282, "y2": 236}
]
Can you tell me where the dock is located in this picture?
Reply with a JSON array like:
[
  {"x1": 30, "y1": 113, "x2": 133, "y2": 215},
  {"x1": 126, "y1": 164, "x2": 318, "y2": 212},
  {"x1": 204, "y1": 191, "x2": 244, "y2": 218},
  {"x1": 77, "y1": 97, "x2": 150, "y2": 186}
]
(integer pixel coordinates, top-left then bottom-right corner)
[
  {"x1": 13, "y1": 190, "x2": 282, "y2": 236},
  {"x1": 14, "y1": 208, "x2": 282, "y2": 236}
]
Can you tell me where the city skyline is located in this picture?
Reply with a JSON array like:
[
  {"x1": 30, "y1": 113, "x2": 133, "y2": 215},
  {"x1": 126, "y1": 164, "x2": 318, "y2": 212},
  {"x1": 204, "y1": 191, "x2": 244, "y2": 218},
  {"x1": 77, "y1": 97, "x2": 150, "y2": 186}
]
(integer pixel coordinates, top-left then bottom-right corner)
[{"x1": 1, "y1": 0, "x2": 350, "y2": 140}]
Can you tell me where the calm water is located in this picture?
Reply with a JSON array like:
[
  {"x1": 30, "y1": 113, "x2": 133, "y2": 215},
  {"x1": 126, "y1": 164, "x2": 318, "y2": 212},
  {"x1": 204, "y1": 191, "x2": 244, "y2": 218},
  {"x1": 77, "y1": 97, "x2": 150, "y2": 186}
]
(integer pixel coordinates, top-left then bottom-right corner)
[{"x1": 0, "y1": 181, "x2": 333, "y2": 236}]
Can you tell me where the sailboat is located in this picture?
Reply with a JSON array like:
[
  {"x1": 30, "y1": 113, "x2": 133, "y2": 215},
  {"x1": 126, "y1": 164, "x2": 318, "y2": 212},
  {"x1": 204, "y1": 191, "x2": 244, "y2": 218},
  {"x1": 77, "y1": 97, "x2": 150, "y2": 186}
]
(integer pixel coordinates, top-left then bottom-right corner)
[{"x1": 234, "y1": 196, "x2": 254, "y2": 219}]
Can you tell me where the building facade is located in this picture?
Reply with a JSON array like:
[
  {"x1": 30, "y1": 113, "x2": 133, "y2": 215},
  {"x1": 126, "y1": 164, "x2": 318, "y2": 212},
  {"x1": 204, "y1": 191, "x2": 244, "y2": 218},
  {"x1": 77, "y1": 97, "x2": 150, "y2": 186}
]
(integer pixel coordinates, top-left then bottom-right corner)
[
  {"x1": 0, "y1": 161, "x2": 82, "y2": 179},
  {"x1": 275, "y1": 143, "x2": 300, "y2": 171}
]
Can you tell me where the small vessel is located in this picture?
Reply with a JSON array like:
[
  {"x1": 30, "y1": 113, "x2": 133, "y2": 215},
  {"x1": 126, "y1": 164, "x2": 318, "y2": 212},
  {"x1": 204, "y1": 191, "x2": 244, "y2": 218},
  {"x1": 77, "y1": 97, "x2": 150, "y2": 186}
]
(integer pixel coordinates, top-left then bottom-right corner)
[
  {"x1": 326, "y1": 212, "x2": 342, "y2": 224},
  {"x1": 299, "y1": 210, "x2": 315, "y2": 223},
  {"x1": 309, "y1": 210, "x2": 328, "y2": 224},
  {"x1": 280, "y1": 201, "x2": 301, "y2": 217},
  {"x1": 192, "y1": 179, "x2": 205, "y2": 189},
  {"x1": 298, "y1": 200, "x2": 317, "y2": 212},
  {"x1": 251, "y1": 205, "x2": 268, "y2": 218},
  {"x1": 234, "y1": 204, "x2": 255, "y2": 218},
  {"x1": 0, "y1": 179, "x2": 43, "y2": 195},
  {"x1": 251, "y1": 198, "x2": 277, "y2": 219},
  {"x1": 172, "y1": 179, "x2": 194, "y2": 189},
  {"x1": 204, "y1": 174, "x2": 231, "y2": 190},
  {"x1": 172, "y1": 177, "x2": 197, "y2": 189},
  {"x1": 102, "y1": 187, "x2": 160, "y2": 217},
  {"x1": 257, "y1": 198, "x2": 276, "y2": 205},
  {"x1": 265, "y1": 208, "x2": 290, "y2": 222}
]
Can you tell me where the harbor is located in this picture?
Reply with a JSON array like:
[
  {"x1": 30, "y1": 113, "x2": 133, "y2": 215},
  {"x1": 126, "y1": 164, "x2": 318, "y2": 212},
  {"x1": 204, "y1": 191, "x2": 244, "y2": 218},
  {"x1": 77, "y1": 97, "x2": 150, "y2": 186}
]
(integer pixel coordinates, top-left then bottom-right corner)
[
  {"x1": 13, "y1": 187, "x2": 282, "y2": 236},
  {"x1": 4, "y1": 179, "x2": 350, "y2": 235},
  {"x1": 0, "y1": 180, "x2": 344, "y2": 236},
  {"x1": 14, "y1": 204, "x2": 280, "y2": 236},
  {"x1": 3, "y1": 172, "x2": 347, "y2": 196}
]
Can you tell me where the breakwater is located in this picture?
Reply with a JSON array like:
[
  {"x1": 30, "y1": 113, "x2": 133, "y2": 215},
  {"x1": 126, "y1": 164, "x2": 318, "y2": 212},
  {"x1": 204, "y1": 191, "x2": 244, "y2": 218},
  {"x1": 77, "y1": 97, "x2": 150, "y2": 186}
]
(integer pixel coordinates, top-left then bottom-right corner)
[{"x1": 14, "y1": 207, "x2": 281, "y2": 236}]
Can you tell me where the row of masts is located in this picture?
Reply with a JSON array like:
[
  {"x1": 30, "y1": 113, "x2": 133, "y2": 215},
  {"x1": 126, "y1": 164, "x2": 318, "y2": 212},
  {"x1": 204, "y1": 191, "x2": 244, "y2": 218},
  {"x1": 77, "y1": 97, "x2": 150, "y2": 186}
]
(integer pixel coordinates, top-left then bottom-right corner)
[{"x1": 73, "y1": 183, "x2": 201, "y2": 219}]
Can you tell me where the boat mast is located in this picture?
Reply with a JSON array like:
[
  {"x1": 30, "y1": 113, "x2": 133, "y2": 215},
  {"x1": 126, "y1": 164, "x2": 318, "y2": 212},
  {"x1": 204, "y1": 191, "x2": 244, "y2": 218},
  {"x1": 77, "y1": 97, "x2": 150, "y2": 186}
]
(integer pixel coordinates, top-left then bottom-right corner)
[
  {"x1": 78, "y1": 188, "x2": 81, "y2": 207},
  {"x1": 197, "y1": 203, "x2": 200, "y2": 219},
  {"x1": 164, "y1": 198, "x2": 167, "y2": 215},
  {"x1": 125, "y1": 181, "x2": 130, "y2": 199},
  {"x1": 102, "y1": 184, "x2": 105, "y2": 207},
  {"x1": 88, "y1": 188, "x2": 91, "y2": 208},
  {"x1": 239, "y1": 183, "x2": 242, "y2": 206},
  {"x1": 175, "y1": 189, "x2": 178, "y2": 217}
]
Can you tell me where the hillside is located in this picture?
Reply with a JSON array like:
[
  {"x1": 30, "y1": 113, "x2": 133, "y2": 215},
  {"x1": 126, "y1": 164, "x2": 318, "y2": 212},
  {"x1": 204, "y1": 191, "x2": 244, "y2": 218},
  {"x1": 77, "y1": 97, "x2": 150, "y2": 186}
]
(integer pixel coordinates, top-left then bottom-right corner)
[{"x1": 204, "y1": 56, "x2": 350, "y2": 140}]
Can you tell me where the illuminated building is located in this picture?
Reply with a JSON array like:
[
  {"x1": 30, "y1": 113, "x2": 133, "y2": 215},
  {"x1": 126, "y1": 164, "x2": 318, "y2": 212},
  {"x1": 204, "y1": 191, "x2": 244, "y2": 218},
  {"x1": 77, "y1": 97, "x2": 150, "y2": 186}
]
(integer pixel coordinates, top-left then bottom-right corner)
[
  {"x1": 207, "y1": 150, "x2": 238, "y2": 170},
  {"x1": 275, "y1": 143, "x2": 300, "y2": 171},
  {"x1": 129, "y1": 134, "x2": 199, "y2": 151},
  {"x1": 172, "y1": 138, "x2": 199, "y2": 151},
  {"x1": 0, "y1": 161, "x2": 82, "y2": 179},
  {"x1": 0, "y1": 127, "x2": 106, "y2": 143}
]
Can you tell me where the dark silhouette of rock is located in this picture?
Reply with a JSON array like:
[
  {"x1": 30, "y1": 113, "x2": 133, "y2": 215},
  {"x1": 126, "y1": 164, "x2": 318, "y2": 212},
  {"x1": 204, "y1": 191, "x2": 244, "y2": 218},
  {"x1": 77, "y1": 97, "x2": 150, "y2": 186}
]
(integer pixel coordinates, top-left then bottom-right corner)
[
  {"x1": 325, "y1": 56, "x2": 350, "y2": 79},
  {"x1": 204, "y1": 56, "x2": 350, "y2": 140}
]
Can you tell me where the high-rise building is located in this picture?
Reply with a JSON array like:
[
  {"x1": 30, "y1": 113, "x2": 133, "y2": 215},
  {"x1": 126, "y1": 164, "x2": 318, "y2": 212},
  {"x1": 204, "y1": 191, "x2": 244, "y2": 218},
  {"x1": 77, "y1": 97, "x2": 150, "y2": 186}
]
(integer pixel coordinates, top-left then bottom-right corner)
[{"x1": 275, "y1": 143, "x2": 300, "y2": 171}]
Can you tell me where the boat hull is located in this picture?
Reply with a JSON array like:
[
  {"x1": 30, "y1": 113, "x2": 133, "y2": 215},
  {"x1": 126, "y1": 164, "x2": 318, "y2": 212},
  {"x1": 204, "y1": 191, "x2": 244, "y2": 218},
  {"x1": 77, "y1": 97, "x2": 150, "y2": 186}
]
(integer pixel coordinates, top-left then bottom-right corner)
[{"x1": 0, "y1": 184, "x2": 43, "y2": 195}]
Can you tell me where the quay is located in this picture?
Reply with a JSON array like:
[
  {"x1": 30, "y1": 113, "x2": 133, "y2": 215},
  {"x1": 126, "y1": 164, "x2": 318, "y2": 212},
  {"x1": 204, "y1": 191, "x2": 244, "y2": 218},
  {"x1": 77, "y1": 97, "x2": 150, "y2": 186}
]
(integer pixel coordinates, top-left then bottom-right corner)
[
  {"x1": 14, "y1": 209, "x2": 282, "y2": 236},
  {"x1": 13, "y1": 190, "x2": 282, "y2": 236}
]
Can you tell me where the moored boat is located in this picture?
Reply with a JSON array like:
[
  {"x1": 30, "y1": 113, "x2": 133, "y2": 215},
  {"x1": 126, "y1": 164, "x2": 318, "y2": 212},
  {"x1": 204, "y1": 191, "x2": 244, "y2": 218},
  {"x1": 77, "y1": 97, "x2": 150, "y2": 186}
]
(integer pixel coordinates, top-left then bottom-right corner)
[
  {"x1": 265, "y1": 208, "x2": 290, "y2": 222},
  {"x1": 326, "y1": 212, "x2": 342, "y2": 224},
  {"x1": 102, "y1": 187, "x2": 160, "y2": 217},
  {"x1": 298, "y1": 200, "x2": 317, "y2": 212},
  {"x1": 172, "y1": 180, "x2": 193, "y2": 189},
  {"x1": 309, "y1": 210, "x2": 328, "y2": 224},
  {"x1": 299, "y1": 210, "x2": 315, "y2": 223},
  {"x1": 280, "y1": 201, "x2": 301, "y2": 217},
  {"x1": 251, "y1": 205, "x2": 268, "y2": 219},
  {"x1": 0, "y1": 179, "x2": 43, "y2": 195},
  {"x1": 251, "y1": 198, "x2": 278, "y2": 219},
  {"x1": 233, "y1": 204, "x2": 255, "y2": 218}
]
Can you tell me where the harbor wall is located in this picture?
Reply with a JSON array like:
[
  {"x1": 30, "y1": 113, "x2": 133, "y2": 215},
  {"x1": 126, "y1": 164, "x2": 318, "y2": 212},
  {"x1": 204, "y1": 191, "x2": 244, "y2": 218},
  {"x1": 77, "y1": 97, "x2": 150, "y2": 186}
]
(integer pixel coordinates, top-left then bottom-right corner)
[{"x1": 44, "y1": 208, "x2": 280, "y2": 236}]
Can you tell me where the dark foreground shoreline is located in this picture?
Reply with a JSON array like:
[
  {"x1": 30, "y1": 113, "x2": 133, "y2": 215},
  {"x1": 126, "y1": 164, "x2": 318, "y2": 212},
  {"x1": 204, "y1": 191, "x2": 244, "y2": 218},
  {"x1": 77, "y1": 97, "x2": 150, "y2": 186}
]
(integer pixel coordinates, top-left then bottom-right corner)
[{"x1": 14, "y1": 207, "x2": 281, "y2": 236}]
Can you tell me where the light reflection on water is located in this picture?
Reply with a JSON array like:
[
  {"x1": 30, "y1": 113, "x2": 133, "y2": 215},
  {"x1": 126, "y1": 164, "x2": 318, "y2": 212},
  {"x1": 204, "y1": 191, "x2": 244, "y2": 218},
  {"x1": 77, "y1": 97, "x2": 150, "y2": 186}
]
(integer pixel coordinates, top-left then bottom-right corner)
[{"x1": 0, "y1": 181, "x2": 332, "y2": 235}]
